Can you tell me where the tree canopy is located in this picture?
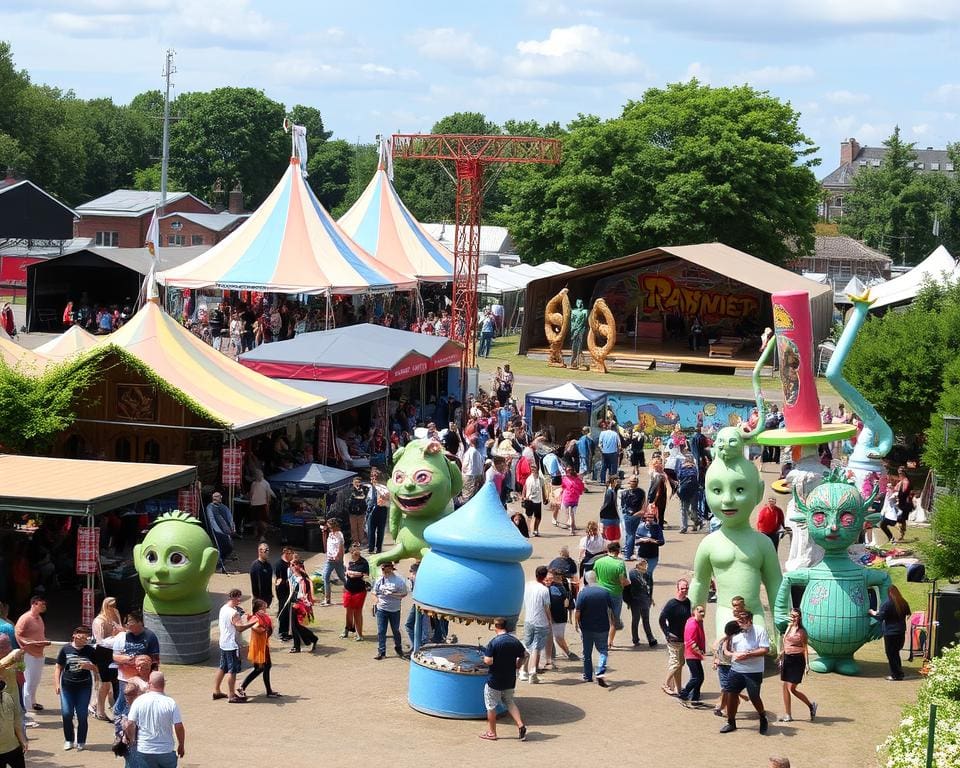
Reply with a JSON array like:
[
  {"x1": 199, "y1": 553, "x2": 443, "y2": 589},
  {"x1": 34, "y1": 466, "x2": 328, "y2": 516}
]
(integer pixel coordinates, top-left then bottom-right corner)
[
  {"x1": 498, "y1": 81, "x2": 821, "y2": 267},
  {"x1": 841, "y1": 127, "x2": 960, "y2": 265}
]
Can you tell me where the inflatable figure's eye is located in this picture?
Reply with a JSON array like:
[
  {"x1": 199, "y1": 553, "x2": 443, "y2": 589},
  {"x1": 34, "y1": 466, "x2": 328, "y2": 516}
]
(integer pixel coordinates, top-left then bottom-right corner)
[
  {"x1": 144, "y1": 549, "x2": 158, "y2": 564},
  {"x1": 840, "y1": 513, "x2": 855, "y2": 528},
  {"x1": 413, "y1": 470, "x2": 433, "y2": 484},
  {"x1": 811, "y1": 512, "x2": 827, "y2": 527},
  {"x1": 736, "y1": 487, "x2": 744, "y2": 495},
  {"x1": 168, "y1": 551, "x2": 190, "y2": 567},
  {"x1": 393, "y1": 471, "x2": 405, "y2": 484}
]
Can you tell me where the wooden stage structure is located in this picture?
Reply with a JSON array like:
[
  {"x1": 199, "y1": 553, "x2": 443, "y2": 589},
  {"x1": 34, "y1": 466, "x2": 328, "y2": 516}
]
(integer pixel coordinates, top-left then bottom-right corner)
[{"x1": 525, "y1": 339, "x2": 770, "y2": 373}]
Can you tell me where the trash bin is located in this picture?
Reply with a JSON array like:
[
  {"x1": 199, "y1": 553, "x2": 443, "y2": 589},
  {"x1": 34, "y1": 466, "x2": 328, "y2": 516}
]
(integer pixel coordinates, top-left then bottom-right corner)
[{"x1": 305, "y1": 520, "x2": 324, "y2": 552}]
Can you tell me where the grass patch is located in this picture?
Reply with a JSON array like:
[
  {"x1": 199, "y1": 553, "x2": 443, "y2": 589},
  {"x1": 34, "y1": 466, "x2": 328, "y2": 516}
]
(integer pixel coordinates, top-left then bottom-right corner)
[{"x1": 480, "y1": 334, "x2": 842, "y2": 401}]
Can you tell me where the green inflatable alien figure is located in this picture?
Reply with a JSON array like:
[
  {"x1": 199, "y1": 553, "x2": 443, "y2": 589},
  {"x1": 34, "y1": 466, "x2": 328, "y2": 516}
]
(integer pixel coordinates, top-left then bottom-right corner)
[
  {"x1": 134, "y1": 511, "x2": 219, "y2": 616},
  {"x1": 774, "y1": 469, "x2": 890, "y2": 675},
  {"x1": 368, "y1": 438, "x2": 463, "y2": 571},
  {"x1": 690, "y1": 425, "x2": 783, "y2": 643}
]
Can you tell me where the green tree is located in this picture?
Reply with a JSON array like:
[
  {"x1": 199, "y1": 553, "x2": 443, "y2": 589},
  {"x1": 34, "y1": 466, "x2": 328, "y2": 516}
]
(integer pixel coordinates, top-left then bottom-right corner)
[
  {"x1": 500, "y1": 81, "x2": 820, "y2": 266},
  {"x1": 306, "y1": 138, "x2": 352, "y2": 212},
  {"x1": 169, "y1": 87, "x2": 287, "y2": 208},
  {"x1": 334, "y1": 142, "x2": 379, "y2": 217},
  {"x1": 840, "y1": 127, "x2": 955, "y2": 265}
]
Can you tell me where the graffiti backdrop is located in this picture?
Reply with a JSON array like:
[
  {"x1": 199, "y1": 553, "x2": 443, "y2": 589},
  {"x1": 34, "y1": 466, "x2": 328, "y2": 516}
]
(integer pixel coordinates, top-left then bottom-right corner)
[{"x1": 604, "y1": 390, "x2": 756, "y2": 437}]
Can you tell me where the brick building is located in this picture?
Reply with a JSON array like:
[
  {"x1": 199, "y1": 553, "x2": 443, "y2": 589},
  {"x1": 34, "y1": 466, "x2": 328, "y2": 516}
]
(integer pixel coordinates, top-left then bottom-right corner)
[
  {"x1": 158, "y1": 211, "x2": 247, "y2": 248},
  {"x1": 820, "y1": 137, "x2": 956, "y2": 221}
]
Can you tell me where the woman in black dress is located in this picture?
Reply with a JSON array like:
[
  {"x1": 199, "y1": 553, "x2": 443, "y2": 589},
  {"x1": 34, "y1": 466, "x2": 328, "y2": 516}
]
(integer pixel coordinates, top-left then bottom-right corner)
[
  {"x1": 629, "y1": 429, "x2": 646, "y2": 473},
  {"x1": 870, "y1": 585, "x2": 911, "y2": 680}
]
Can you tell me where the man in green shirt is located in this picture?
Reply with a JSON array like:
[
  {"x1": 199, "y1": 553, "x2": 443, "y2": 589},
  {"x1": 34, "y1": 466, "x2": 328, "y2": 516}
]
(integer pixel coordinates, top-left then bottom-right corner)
[{"x1": 591, "y1": 542, "x2": 630, "y2": 647}]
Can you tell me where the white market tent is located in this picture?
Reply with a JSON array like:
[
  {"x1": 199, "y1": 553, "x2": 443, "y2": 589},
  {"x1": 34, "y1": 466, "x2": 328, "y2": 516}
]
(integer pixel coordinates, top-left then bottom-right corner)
[
  {"x1": 479, "y1": 261, "x2": 575, "y2": 333},
  {"x1": 868, "y1": 245, "x2": 958, "y2": 311}
]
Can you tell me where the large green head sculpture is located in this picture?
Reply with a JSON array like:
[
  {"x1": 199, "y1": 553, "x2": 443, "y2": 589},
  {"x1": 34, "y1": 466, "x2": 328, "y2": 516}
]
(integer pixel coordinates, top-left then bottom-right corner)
[
  {"x1": 793, "y1": 467, "x2": 880, "y2": 553},
  {"x1": 134, "y1": 511, "x2": 219, "y2": 616}
]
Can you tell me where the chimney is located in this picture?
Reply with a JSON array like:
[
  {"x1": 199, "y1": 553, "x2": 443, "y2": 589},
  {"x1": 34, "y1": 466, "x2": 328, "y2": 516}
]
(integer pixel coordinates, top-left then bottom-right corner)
[
  {"x1": 228, "y1": 183, "x2": 244, "y2": 215},
  {"x1": 840, "y1": 137, "x2": 860, "y2": 166}
]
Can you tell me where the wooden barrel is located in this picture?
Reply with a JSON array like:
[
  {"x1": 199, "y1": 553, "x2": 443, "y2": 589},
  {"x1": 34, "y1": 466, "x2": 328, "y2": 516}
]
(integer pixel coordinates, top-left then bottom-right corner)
[{"x1": 144, "y1": 610, "x2": 211, "y2": 665}]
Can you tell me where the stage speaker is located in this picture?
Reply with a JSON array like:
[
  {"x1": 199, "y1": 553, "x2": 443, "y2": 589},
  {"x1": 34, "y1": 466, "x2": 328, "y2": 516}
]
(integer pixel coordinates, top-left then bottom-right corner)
[{"x1": 928, "y1": 588, "x2": 960, "y2": 658}]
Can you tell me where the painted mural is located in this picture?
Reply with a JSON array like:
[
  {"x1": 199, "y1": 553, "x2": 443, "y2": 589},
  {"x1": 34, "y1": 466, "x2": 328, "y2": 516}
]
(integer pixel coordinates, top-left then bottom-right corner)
[
  {"x1": 590, "y1": 263, "x2": 764, "y2": 329},
  {"x1": 604, "y1": 391, "x2": 756, "y2": 438}
]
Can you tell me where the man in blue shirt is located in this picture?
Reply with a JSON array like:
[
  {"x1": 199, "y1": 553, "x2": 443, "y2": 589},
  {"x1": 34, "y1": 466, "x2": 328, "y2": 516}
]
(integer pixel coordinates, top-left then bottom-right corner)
[
  {"x1": 597, "y1": 422, "x2": 621, "y2": 484},
  {"x1": 575, "y1": 571, "x2": 615, "y2": 686},
  {"x1": 478, "y1": 310, "x2": 496, "y2": 358},
  {"x1": 577, "y1": 427, "x2": 595, "y2": 486},
  {"x1": 480, "y1": 618, "x2": 527, "y2": 741}
]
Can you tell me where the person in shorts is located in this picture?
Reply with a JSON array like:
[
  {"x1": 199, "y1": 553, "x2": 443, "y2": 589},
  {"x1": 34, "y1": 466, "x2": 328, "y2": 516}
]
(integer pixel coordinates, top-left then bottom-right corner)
[
  {"x1": 721, "y1": 609, "x2": 770, "y2": 734},
  {"x1": 479, "y1": 618, "x2": 527, "y2": 741},
  {"x1": 213, "y1": 589, "x2": 255, "y2": 704},
  {"x1": 519, "y1": 566, "x2": 552, "y2": 684},
  {"x1": 522, "y1": 466, "x2": 543, "y2": 537}
]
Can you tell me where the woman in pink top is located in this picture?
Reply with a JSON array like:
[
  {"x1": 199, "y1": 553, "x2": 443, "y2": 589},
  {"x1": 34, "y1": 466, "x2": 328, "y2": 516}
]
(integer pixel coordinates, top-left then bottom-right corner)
[
  {"x1": 678, "y1": 605, "x2": 707, "y2": 704},
  {"x1": 559, "y1": 465, "x2": 585, "y2": 535},
  {"x1": 778, "y1": 609, "x2": 816, "y2": 722}
]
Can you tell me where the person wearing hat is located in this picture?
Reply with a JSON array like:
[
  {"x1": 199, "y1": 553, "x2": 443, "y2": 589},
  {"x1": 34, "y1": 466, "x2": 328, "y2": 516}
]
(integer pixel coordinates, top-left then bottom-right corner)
[{"x1": 371, "y1": 562, "x2": 408, "y2": 660}]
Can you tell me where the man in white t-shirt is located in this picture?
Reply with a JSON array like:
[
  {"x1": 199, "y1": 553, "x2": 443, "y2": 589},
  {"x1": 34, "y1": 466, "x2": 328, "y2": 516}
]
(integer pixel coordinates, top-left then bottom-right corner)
[
  {"x1": 125, "y1": 672, "x2": 185, "y2": 767},
  {"x1": 519, "y1": 566, "x2": 552, "y2": 684},
  {"x1": 721, "y1": 610, "x2": 770, "y2": 735},
  {"x1": 461, "y1": 437, "x2": 484, "y2": 500},
  {"x1": 212, "y1": 589, "x2": 255, "y2": 704}
]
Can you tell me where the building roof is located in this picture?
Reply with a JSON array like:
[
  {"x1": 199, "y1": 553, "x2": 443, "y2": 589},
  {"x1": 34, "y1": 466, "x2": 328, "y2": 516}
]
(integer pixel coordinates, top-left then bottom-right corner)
[
  {"x1": 0, "y1": 179, "x2": 77, "y2": 239},
  {"x1": 240, "y1": 322, "x2": 463, "y2": 385},
  {"x1": 0, "y1": 454, "x2": 196, "y2": 516},
  {"x1": 821, "y1": 145, "x2": 956, "y2": 187},
  {"x1": 421, "y1": 223, "x2": 516, "y2": 256},
  {"x1": 277, "y1": 379, "x2": 387, "y2": 414},
  {"x1": 162, "y1": 212, "x2": 248, "y2": 232},
  {"x1": 76, "y1": 190, "x2": 209, "y2": 217},
  {"x1": 28, "y1": 246, "x2": 209, "y2": 278},
  {"x1": 158, "y1": 159, "x2": 416, "y2": 294},
  {"x1": 810, "y1": 236, "x2": 892, "y2": 264}
]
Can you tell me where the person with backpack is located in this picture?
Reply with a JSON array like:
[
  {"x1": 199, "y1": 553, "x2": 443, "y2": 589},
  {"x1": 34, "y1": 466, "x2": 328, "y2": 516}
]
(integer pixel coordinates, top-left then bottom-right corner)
[{"x1": 677, "y1": 454, "x2": 701, "y2": 533}]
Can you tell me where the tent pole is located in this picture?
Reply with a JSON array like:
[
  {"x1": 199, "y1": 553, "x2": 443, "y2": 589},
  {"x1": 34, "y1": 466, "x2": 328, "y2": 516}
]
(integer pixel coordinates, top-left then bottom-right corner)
[
  {"x1": 227, "y1": 433, "x2": 236, "y2": 531},
  {"x1": 634, "y1": 306, "x2": 638, "y2": 353}
]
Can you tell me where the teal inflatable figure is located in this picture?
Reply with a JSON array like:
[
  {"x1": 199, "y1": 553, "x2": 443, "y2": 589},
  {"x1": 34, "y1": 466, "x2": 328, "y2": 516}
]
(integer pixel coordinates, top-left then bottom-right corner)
[
  {"x1": 368, "y1": 438, "x2": 463, "y2": 571},
  {"x1": 774, "y1": 468, "x2": 890, "y2": 675}
]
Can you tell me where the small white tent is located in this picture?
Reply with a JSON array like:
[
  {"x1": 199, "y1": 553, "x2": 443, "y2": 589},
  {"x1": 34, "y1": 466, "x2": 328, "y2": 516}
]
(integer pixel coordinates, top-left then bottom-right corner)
[{"x1": 869, "y1": 245, "x2": 958, "y2": 311}]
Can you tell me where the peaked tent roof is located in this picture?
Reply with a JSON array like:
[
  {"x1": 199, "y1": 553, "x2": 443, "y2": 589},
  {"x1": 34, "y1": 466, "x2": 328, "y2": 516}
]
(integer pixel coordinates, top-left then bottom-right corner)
[
  {"x1": 33, "y1": 325, "x2": 100, "y2": 361},
  {"x1": 240, "y1": 323, "x2": 463, "y2": 385},
  {"x1": 868, "y1": 245, "x2": 958, "y2": 311},
  {"x1": 158, "y1": 159, "x2": 416, "y2": 294},
  {"x1": 267, "y1": 462, "x2": 356, "y2": 492},
  {"x1": 0, "y1": 335, "x2": 46, "y2": 370},
  {"x1": 525, "y1": 382, "x2": 607, "y2": 408},
  {"x1": 338, "y1": 167, "x2": 453, "y2": 282},
  {"x1": 94, "y1": 301, "x2": 327, "y2": 438}
]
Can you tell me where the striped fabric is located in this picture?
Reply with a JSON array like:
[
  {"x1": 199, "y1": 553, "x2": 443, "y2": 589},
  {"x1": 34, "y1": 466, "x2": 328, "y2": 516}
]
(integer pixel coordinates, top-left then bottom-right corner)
[
  {"x1": 338, "y1": 167, "x2": 453, "y2": 282},
  {"x1": 33, "y1": 325, "x2": 100, "y2": 361},
  {"x1": 158, "y1": 158, "x2": 415, "y2": 294}
]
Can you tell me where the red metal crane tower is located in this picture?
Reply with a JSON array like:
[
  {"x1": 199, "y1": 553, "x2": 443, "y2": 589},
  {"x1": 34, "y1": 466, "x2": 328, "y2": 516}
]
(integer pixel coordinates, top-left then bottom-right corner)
[{"x1": 392, "y1": 134, "x2": 561, "y2": 371}]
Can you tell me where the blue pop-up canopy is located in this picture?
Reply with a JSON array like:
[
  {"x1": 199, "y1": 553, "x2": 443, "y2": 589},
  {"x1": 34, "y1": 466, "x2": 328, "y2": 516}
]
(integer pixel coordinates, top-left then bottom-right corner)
[{"x1": 267, "y1": 463, "x2": 356, "y2": 493}]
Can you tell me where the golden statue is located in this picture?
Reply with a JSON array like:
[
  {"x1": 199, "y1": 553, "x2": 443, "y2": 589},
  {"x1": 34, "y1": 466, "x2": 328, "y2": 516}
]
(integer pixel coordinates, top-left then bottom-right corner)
[
  {"x1": 544, "y1": 287, "x2": 570, "y2": 367},
  {"x1": 587, "y1": 298, "x2": 616, "y2": 373}
]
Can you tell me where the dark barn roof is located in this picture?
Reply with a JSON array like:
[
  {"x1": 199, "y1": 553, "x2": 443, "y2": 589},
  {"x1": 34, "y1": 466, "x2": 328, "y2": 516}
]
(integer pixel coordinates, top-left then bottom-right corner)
[{"x1": 0, "y1": 179, "x2": 76, "y2": 240}]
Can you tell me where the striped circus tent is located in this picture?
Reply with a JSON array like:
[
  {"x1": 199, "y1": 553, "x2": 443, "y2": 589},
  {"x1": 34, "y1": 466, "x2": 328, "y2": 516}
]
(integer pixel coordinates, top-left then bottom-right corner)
[
  {"x1": 33, "y1": 325, "x2": 101, "y2": 361},
  {"x1": 338, "y1": 158, "x2": 453, "y2": 282},
  {"x1": 158, "y1": 158, "x2": 415, "y2": 294},
  {"x1": 97, "y1": 300, "x2": 325, "y2": 437}
]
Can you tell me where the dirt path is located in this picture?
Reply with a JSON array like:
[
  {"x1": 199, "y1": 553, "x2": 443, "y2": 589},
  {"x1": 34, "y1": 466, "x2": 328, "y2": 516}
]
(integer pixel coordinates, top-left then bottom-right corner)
[{"x1": 24, "y1": 463, "x2": 918, "y2": 768}]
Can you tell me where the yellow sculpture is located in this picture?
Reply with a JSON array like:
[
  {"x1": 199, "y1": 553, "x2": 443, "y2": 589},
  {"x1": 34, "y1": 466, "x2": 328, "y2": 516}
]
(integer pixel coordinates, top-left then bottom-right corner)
[
  {"x1": 587, "y1": 298, "x2": 616, "y2": 373},
  {"x1": 544, "y1": 287, "x2": 570, "y2": 367}
]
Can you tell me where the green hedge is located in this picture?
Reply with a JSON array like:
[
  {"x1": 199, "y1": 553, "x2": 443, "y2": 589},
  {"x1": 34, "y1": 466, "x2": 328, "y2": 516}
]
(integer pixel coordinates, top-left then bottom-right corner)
[{"x1": 879, "y1": 644, "x2": 960, "y2": 767}]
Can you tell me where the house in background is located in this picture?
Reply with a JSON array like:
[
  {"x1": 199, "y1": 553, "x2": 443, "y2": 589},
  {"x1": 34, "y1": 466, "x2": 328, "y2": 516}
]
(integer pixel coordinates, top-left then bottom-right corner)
[
  {"x1": 798, "y1": 235, "x2": 893, "y2": 302},
  {"x1": 820, "y1": 137, "x2": 956, "y2": 221},
  {"x1": 158, "y1": 211, "x2": 247, "y2": 248}
]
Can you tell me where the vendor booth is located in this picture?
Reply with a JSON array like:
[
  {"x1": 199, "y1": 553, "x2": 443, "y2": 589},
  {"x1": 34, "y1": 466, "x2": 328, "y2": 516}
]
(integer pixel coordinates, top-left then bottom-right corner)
[
  {"x1": 0, "y1": 454, "x2": 196, "y2": 623},
  {"x1": 267, "y1": 463, "x2": 356, "y2": 551},
  {"x1": 524, "y1": 382, "x2": 607, "y2": 445}
]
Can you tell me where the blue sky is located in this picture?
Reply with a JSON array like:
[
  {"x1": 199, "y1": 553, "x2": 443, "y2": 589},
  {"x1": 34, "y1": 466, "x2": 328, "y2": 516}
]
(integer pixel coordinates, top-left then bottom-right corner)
[{"x1": 2, "y1": 1, "x2": 958, "y2": 175}]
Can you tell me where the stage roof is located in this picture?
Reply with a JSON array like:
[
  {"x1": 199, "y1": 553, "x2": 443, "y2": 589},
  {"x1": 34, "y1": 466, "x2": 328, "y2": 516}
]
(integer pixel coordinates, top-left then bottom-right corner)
[
  {"x1": 520, "y1": 243, "x2": 835, "y2": 352},
  {"x1": 240, "y1": 323, "x2": 463, "y2": 385},
  {"x1": 158, "y1": 158, "x2": 416, "y2": 294},
  {"x1": 0, "y1": 454, "x2": 196, "y2": 516},
  {"x1": 338, "y1": 166, "x2": 453, "y2": 282}
]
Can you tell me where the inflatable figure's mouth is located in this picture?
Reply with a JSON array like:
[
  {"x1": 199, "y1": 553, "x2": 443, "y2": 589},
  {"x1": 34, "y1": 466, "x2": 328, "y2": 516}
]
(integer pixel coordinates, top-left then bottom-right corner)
[
  {"x1": 825, "y1": 534, "x2": 839, "y2": 541},
  {"x1": 721, "y1": 508, "x2": 738, "y2": 516},
  {"x1": 397, "y1": 491, "x2": 432, "y2": 512}
]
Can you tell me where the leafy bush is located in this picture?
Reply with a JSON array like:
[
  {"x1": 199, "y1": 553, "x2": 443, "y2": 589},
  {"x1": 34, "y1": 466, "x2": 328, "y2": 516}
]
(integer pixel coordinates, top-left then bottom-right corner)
[
  {"x1": 880, "y1": 644, "x2": 960, "y2": 767},
  {"x1": 919, "y1": 494, "x2": 960, "y2": 582}
]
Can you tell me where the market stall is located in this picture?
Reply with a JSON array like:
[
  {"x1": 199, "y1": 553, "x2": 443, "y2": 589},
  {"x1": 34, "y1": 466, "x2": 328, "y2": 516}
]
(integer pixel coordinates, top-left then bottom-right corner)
[
  {"x1": 267, "y1": 463, "x2": 356, "y2": 550},
  {"x1": 524, "y1": 382, "x2": 607, "y2": 445}
]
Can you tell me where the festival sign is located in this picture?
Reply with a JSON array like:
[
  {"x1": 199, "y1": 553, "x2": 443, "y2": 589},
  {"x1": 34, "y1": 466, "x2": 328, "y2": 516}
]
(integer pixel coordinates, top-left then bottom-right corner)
[
  {"x1": 81, "y1": 587, "x2": 96, "y2": 627},
  {"x1": 76, "y1": 526, "x2": 100, "y2": 575},
  {"x1": 221, "y1": 447, "x2": 243, "y2": 486},
  {"x1": 177, "y1": 487, "x2": 198, "y2": 517}
]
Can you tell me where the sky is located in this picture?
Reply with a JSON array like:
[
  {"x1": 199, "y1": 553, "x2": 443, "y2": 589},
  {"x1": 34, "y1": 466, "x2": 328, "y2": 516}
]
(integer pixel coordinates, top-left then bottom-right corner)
[{"x1": 2, "y1": 0, "x2": 959, "y2": 176}]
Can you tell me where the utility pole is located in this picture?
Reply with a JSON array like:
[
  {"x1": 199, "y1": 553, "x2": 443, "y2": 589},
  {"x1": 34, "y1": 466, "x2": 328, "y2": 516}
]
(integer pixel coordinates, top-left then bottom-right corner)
[{"x1": 160, "y1": 49, "x2": 176, "y2": 214}]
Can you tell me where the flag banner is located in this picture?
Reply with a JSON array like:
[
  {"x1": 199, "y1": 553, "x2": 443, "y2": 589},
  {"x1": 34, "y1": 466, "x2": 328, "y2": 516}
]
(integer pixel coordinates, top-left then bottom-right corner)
[
  {"x1": 222, "y1": 447, "x2": 243, "y2": 486},
  {"x1": 76, "y1": 527, "x2": 100, "y2": 575}
]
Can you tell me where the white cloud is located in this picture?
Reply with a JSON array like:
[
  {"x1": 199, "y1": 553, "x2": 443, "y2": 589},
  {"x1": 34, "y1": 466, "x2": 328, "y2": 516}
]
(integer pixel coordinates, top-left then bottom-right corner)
[
  {"x1": 270, "y1": 56, "x2": 418, "y2": 91},
  {"x1": 930, "y1": 83, "x2": 960, "y2": 102},
  {"x1": 739, "y1": 64, "x2": 815, "y2": 85},
  {"x1": 911, "y1": 123, "x2": 929, "y2": 135},
  {"x1": 511, "y1": 25, "x2": 648, "y2": 78},
  {"x1": 48, "y1": 12, "x2": 139, "y2": 37},
  {"x1": 684, "y1": 61, "x2": 712, "y2": 84},
  {"x1": 409, "y1": 28, "x2": 496, "y2": 72},
  {"x1": 826, "y1": 89, "x2": 870, "y2": 105}
]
